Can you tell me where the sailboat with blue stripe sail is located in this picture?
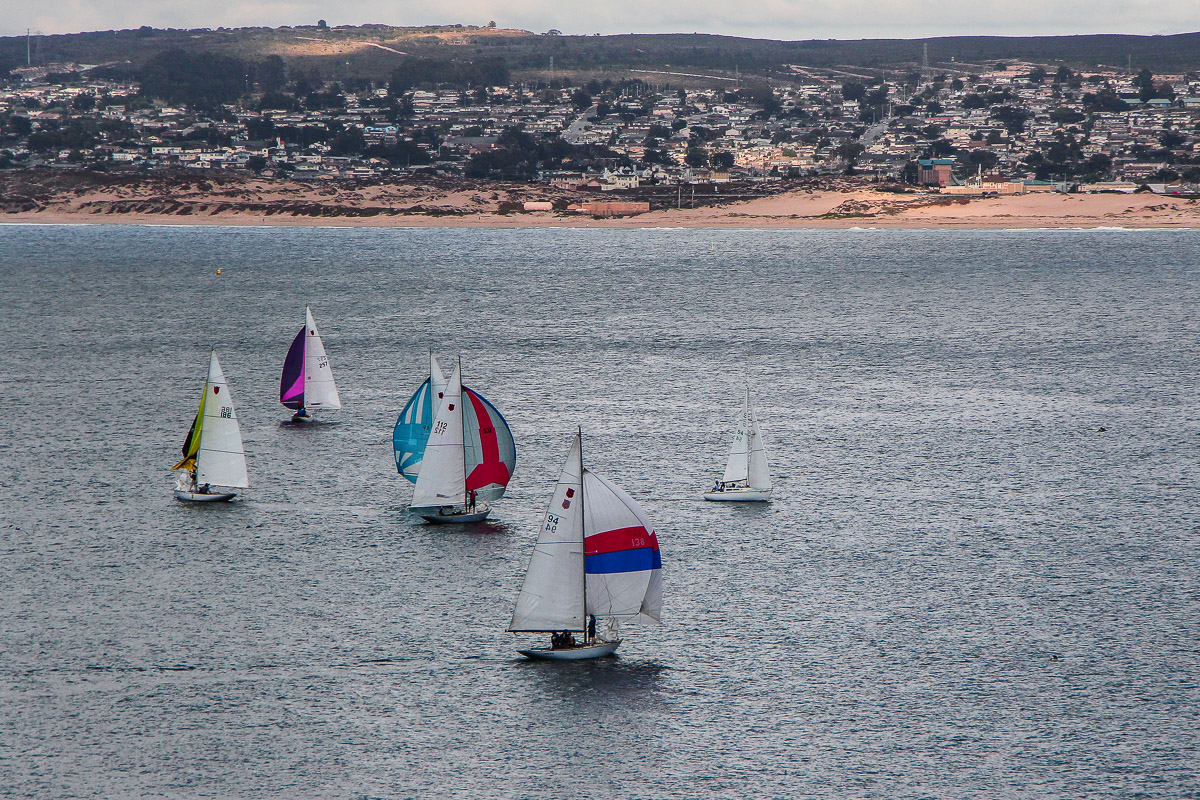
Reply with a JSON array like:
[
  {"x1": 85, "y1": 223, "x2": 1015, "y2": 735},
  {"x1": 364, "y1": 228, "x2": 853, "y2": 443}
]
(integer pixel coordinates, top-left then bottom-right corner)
[{"x1": 509, "y1": 429, "x2": 663, "y2": 660}]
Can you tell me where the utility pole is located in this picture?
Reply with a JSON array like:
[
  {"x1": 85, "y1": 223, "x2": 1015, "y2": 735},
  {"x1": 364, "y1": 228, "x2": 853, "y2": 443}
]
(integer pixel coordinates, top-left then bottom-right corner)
[{"x1": 27, "y1": 28, "x2": 31, "y2": 66}]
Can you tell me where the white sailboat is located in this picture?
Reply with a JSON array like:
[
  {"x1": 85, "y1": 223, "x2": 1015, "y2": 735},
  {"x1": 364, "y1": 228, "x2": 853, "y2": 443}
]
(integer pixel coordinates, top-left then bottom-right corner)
[
  {"x1": 280, "y1": 305, "x2": 341, "y2": 423},
  {"x1": 509, "y1": 430, "x2": 663, "y2": 660},
  {"x1": 409, "y1": 361, "x2": 490, "y2": 523},
  {"x1": 173, "y1": 350, "x2": 249, "y2": 502},
  {"x1": 704, "y1": 388, "x2": 772, "y2": 502}
]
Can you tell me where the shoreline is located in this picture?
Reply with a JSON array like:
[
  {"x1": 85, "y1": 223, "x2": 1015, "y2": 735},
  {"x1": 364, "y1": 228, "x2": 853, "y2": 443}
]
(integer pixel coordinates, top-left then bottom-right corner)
[{"x1": 4, "y1": 181, "x2": 1200, "y2": 230}]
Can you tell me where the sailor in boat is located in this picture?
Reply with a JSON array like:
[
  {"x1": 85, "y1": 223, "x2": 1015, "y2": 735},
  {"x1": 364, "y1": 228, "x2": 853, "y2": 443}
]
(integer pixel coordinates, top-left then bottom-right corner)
[
  {"x1": 293, "y1": 404, "x2": 311, "y2": 421},
  {"x1": 468, "y1": 489, "x2": 478, "y2": 512},
  {"x1": 199, "y1": 482, "x2": 210, "y2": 494},
  {"x1": 587, "y1": 614, "x2": 597, "y2": 644}
]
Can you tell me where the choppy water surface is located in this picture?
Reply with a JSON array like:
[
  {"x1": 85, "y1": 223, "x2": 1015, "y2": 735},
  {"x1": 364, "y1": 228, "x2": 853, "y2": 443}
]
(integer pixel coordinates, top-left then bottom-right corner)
[{"x1": 1, "y1": 224, "x2": 1198, "y2": 799}]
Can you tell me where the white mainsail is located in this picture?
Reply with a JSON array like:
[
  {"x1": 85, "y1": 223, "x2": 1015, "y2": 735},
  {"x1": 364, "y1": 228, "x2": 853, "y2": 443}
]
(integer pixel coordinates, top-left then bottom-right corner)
[
  {"x1": 721, "y1": 391, "x2": 752, "y2": 484},
  {"x1": 746, "y1": 394, "x2": 771, "y2": 491},
  {"x1": 303, "y1": 306, "x2": 341, "y2": 409},
  {"x1": 411, "y1": 363, "x2": 465, "y2": 508},
  {"x1": 197, "y1": 351, "x2": 249, "y2": 488},
  {"x1": 721, "y1": 389, "x2": 770, "y2": 490},
  {"x1": 508, "y1": 434, "x2": 586, "y2": 631},
  {"x1": 583, "y1": 470, "x2": 662, "y2": 624},
  {"x1": 429, "y1": 351, "x2": 447, "y2": 403}
]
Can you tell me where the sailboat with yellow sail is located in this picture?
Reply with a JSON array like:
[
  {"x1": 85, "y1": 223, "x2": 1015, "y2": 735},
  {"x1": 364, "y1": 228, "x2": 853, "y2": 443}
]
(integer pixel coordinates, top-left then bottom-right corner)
[{"x1": 173, "y1": 350, "x2": 249, "y2": 502}]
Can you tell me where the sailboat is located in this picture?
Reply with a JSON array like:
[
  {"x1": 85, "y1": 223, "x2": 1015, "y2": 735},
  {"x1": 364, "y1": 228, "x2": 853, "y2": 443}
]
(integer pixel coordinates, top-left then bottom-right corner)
[
  {"x1": 393, "y1": 351, "x2": 516, "y2": 492},
  {"x1": 173, "y1": 350, "x2": 249, "y2": 502},
  {"x1": 280, "y1": 305, "x2": 341, "y2": 423},
  {"x1": 704, "y1": 388, "x2": 772, "y2": 502},
  {"x1": 409, "y1": 361, "x2": 513, "y2": 523},
  {"x1": 509, "y1": 429, "x2": 663, "y2": 660}
]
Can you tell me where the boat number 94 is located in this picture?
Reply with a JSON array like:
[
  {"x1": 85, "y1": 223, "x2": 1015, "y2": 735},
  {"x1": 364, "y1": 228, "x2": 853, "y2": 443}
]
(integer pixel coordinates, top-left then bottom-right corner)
[
  {"x1": 544, "y1": 513, "x2": 560, "y2": 533},
  {"x1": 220, "y1": 406, "x2": 233, "y2": 418},
  {"x1": 433, "y1": 420, "x2": 447, "y2": 435}
]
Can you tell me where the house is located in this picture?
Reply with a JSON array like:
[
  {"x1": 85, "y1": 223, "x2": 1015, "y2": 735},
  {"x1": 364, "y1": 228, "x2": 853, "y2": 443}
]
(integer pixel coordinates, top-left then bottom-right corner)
[{"x1": 917, "y1": 158, "x2": 955, "y2": 187}]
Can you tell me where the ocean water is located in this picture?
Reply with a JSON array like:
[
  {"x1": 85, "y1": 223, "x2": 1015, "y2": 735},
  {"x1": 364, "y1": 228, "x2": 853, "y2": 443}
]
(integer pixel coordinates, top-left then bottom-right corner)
[{"x1": 1, "y1": 224, "x2": 1198, "y2": 799}]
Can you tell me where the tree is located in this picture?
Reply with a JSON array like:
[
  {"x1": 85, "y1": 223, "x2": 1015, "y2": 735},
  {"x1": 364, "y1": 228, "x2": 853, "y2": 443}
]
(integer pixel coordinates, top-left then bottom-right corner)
[
  {"x1": 1055, "y1": 66, "x2": 1073, "y2": 83},
  {"x1": 992, "y1": 105, "x2": 1029, "y2": 134},
  {"x1": 246, "y1": 155, "x2": 268, "y2": 173},
  {"x1": 138, "y1": 49, "x2": 248, "y2": 105},
  {"x1": 1133, "y1": 68, "x2": 1154, "y2": 102},
  {"x1": 1027, "y1": 67, "x2": 1046, "y2": 84},
  {"x1": 684, "y1": 148, "x2": 707, "y2": 167},
  {"x1": 328, "y1": 126, "x2": 365, "y2": 155},
  {"x1": 317, "y1": 19, "x2": 328, "y2": 29},
  {"x1": 259, "y1": 55, "x2": 287, "y2": 93},
  {"x1": 7, "y1": 116, "x2": 32, "y2": 136},
  {"x1": 841, "y1": 81, "x2": 866, "y2": 102},
  {"x1": 72, "y1": 93, "x2": 95, "y2": 111},
  {"x1": 487, "y1": 20, "x2": 497, "y2": 28},
  {"x1": 570, "y1": 88, "x2": 592, "y2": 110},
  {"x1": 711, "y1": 150, "x2": 735, "y2": 169}
]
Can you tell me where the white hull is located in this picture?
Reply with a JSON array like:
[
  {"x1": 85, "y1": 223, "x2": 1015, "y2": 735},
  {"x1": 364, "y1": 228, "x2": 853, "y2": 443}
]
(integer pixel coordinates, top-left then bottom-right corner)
[
  {"x1": 518, "y1": 640, "x2": 621, "y2": 660},
  {"x1": 416, "y1": 502, "x2": 491, "y2": 524},
  {"x1": 704, "y1": 487, "x2": 771, "y2": 502},
  {"x1": 174, "y1": 489, "x2": 237, "y2": 502}
]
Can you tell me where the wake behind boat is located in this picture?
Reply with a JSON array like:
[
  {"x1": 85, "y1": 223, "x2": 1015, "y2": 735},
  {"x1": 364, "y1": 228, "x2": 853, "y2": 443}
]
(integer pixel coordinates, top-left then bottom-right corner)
[
  {"x1": 509, "y1": 429, "x2": 663, "y2": 660},
  {"x1": 704, "y1": 387, "x2": 772, "y2": 502},
  {"x1": 172, "y1": 350, "x2": 249, "y2": 502},
  {"x1": 280, "y1": 305, "x2": 341, "y2": 423}
]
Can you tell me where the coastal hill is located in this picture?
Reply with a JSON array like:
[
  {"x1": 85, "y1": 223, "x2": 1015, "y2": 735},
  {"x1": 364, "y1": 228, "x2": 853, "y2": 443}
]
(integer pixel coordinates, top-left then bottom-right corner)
[{"x1": 3, "y1": 24, "x2": 1200, "y2": 83}]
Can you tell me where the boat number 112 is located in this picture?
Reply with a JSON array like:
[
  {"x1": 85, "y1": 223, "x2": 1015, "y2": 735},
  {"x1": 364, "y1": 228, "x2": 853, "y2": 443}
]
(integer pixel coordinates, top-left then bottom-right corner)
[{"x1": 433, "y1": 420, "x2": 447, "y2": 435}]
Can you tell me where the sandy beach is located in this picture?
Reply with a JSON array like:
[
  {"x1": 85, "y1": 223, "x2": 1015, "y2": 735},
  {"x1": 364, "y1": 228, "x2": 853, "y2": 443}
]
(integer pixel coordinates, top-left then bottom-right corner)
[{"x1": 3, "y1": 171, "x2": 1199, "y2": 229}]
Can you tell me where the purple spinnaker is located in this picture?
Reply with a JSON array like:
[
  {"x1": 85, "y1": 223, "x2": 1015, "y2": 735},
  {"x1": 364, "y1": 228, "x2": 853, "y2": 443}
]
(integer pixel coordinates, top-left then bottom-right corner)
[{"x1": 280, "y1": 327, "x2": 305, "y2": 409}]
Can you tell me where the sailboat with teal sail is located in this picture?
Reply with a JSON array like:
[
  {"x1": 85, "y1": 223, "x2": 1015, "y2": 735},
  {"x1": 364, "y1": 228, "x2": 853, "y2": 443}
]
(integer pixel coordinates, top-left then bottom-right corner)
[
  {"x1": 509, "y1": 429, "x2": 663, "y2": 660},
  {"x1": 173, "y1": 350, "x2": 249, "y2": 502},
  {"x1": 408, "y1": 360, "x2": 517, "y2": 523},
  {"x1": 392, "y1": 352, "x2": 516, "y2": 498},
  {"x1": 280, "y1": 306, "x2": 341, "y2": 423}
]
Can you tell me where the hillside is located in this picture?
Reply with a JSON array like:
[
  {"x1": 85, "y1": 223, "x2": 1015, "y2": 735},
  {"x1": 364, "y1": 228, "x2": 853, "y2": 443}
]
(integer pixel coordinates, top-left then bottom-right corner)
[{"x1": 3, "y1": 24, "x2": 1200, "y2": 83}]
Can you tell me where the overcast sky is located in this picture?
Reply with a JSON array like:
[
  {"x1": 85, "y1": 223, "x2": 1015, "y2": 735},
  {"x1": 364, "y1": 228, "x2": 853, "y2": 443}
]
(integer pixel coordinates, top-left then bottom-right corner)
[{"x1": 3, "y1": 0, "x2": 1197, "y2": 40}]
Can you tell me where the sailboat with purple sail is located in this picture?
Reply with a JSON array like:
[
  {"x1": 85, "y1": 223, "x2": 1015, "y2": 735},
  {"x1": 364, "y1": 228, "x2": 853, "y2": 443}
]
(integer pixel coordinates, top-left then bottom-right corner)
[{"x1": 280, "y1": 306, "x2": 341, "y2": 423}]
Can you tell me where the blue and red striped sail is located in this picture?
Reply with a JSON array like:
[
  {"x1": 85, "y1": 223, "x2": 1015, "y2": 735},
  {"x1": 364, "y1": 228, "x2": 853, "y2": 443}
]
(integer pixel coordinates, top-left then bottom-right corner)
[
  {"x1": 279, "y1": 328, "x2": 305, "y2": 410},
  {"x1": 582, "y1": 469, "x2": 663, "y2": 624}
]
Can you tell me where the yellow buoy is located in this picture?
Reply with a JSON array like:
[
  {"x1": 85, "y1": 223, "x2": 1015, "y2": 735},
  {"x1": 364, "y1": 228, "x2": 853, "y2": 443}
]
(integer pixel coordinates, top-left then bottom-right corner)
[{"x1": 216, "y1": 268, "x2": 222, "y2": 275}]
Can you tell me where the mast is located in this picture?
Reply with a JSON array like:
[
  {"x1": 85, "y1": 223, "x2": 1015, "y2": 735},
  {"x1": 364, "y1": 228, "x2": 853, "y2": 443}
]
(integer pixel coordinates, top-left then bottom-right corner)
[
  {"x1": 460, "y1": 356, "x2": 467, "y2": 509},
  {"x1": 579, "y1": 425, "x2": 587, "y2": 635}
]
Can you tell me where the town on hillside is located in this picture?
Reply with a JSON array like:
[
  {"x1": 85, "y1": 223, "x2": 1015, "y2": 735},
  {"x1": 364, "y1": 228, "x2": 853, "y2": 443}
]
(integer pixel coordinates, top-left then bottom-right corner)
[{"x1": 3, "y1": 46, "x2": 1200, "y2": 206}]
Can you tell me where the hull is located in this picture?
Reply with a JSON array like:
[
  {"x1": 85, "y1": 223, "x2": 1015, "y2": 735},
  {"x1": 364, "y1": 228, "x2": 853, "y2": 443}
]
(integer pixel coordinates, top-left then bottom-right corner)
[
  {"x1": 174, "y1": 490, "x2": 237, "y2": 502},
  {"x1": 704, "y1": 487, "x2": 771, "y2": 502},
  {"x1": 518, "y1": 640, "x2": 621, "y2": 660},
  {"x1": 290, "y1": 412, "x2": 317, "y2": 423},
  {"x1": 416, "y1": 503, "x2": 491, "y2": 524}
]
